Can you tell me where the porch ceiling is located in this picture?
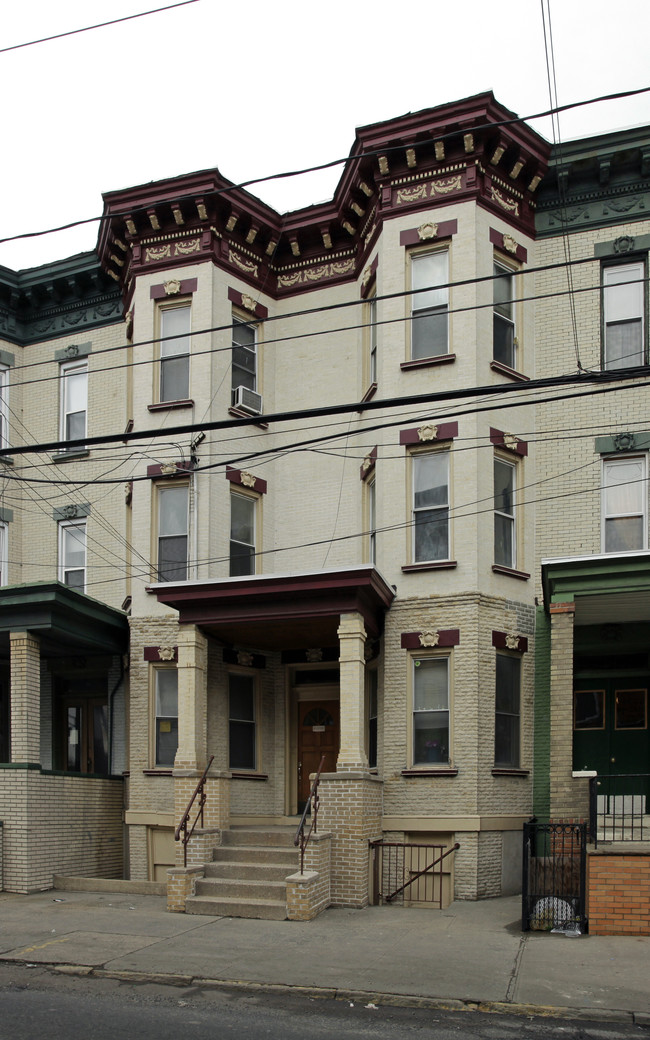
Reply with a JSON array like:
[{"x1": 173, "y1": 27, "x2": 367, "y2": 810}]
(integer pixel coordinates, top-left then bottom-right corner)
[
  {"x1": 148, "y1": 565, "x2": 396, "y2": 650},
  {"x1": 542, "y1": 552, "x2": 650, "y2": 626}
]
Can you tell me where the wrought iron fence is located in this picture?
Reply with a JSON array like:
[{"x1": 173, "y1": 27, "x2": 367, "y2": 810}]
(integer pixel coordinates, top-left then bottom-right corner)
[
  {"x1": 522, "y1": 820, "x2": 587, "y2": 933},
  {"x1": 589, "y1": 774, "x2": 650, "y2": 847},
  {"x1": 370, "y1": 840, "x2": 459, "y2": 908}
]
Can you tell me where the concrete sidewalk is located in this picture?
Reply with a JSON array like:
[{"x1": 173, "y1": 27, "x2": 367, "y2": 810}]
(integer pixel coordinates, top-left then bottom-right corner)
[{"x1": 0, "y1": 889, "x2": 649, "y2": 1025}]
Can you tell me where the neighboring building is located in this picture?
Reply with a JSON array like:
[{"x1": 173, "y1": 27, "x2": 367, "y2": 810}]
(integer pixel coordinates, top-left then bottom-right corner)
[{"x1": 0, "y1": 93, "x2": 647, "y2": 914}]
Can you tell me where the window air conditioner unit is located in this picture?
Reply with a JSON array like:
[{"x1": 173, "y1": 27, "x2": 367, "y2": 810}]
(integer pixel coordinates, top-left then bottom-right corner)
[{"x1": 233, "y1": 385, "x2": 262, "y2": 415}]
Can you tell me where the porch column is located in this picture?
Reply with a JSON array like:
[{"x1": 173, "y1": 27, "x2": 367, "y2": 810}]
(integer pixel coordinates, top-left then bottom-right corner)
[
  {"x1": 337, "y1": 612, "x2": 368, "y2": 771},
  {"x1": 549, "y1": 603, "x2": 588, "y2": 819},
  {"x1": 174, "y1": 624, "x2": 208, "y2": 771},
  {"x1": 9, "y1": 630, "x2": 41, "y2": 763}
]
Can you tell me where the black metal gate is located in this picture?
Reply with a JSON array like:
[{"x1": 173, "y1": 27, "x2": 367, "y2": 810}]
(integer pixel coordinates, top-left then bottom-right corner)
[
  {"x1": 370, "y1": 840, "x2": 459, "y2": 908},
  {"x1": 522, "y1": 820, "x2": 587, "y2": 932}
]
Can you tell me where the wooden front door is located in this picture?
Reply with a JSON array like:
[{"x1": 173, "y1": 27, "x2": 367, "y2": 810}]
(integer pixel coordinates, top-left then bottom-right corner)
[{"x1": 298, "y1": 700, "x2": 339, "y2": 810}]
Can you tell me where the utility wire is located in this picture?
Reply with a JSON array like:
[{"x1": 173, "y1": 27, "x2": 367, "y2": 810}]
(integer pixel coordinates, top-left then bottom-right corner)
[
  {"x1": 1, "y1": 85, "x2": 648, "y2": 248},
  {"x1": 0, "y1": 1, "x2": 201, "y2": 54}
]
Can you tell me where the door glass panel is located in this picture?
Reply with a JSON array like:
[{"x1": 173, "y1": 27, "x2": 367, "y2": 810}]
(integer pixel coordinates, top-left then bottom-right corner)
[
  {"x1": 574, "y1": 690, "x2": 605, "y2": 729},
  {"x1": 615, "y1": 689, "x2": 647, "y2": 729},
  {"x1": 93, "y1": 704, "x2": 109, "y2": 774},
  {"x1": 66, "y1": 706, "x2": 82, "y2": 771}
]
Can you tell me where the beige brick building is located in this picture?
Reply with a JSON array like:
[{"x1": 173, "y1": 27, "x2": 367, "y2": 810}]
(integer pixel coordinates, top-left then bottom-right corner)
[{"x1": 1, "y1": 94, "x2": 647, "y2": 915}]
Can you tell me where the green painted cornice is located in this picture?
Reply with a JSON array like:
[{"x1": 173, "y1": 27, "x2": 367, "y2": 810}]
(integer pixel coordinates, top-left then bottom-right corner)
[
  {"x1": 536, "y1": 126, "x2": 650, "y2": 238},
  {"x1": 0, "y1": 581, "x2": 128, "y2": 654},
  {"x1": 542, "y1": 551, "x2": 650, "y2": 608},
  {"x1": 0, "y1": 252, "x2": 123, "y2": 346}
]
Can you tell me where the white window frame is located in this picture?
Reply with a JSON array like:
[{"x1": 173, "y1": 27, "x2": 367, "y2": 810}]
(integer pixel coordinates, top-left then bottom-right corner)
[
  {"x1": 493, "y1": 261, "x2": 517, "y2": 369},
  {"x1": 0, "y1": 366, "x2": 9, "y2": 450},
  {"x1": 231, "y1": 316, "x2": 258, "y2": 402},
  {"x1": 603, "y1": 261, "x2": 645, "y2": 370},
  {"x1": 601, "y1": 454, "x2": 647, "y2": 553},
  {"x1": 153, "y1": 668, "x2": 178, "y2": 768},
  {"x1": 412, "y1": 451, "x2": 450, "y2": 563},
  {"x1": 156, "y1": 483, "x2": 189, "y2": 582},
  {"x1": 367, "y1": 476, "x2": 376, "y2": 565},
  {"x1": 159, "y1": 302, "x2": 191, "y2": 402},
  {"x1": 368, "y1": 291, "x2": 378, "y2": 386},
  {"x1": 494, "y1": 456, "x2": 517, "y2": 569},
  {"x1": 59, "y1": 519, "x2": 86, "y2": 591},
  {"x1": 411, "y1": 655, "x2": 450, "y2": 767},
  {"x1": 60, "y1": 360, "x2": 88, "y2": 447},
  {"x1": 0, "y1": 522, "x2": 7, "y2": 587},
  {"x1": 410, "y1": 250, "x2": 449, "y2": 360},
  {"x1": 494, "y1": 652, "x2": 521, "y2": 768},
  {"x1": 228, "y1": 670, "x2": 257, "y2": 771},
  {"x1": 230, "y1": 489, "x2": 258, "y2": 577}
]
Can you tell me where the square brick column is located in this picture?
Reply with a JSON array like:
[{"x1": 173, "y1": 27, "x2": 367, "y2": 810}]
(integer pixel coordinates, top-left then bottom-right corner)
[
  {"x1": 9, "y1": 631, "x2": 41, "y2": 764},
  {"x1": 549, "y1": 603, "x2": 588, "y2": 819},
  {"x1": 318, "y1": 772, "x2": 382, "y2": 908},
  {"x1": 174, "y1": 624, "x2": 208, "y2": 771},
  {"x1": 337, "y1": 612, "x2": 368, "y2": 771}
]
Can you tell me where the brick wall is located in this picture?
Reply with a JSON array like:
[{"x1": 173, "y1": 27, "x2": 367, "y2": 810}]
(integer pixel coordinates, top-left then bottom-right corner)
[
  {"x1": 588, "y1": 853, "x2": 650, "y2": 935},
  {"x1": 0, "y1": 766, "x2": 123, "y2": 892}
]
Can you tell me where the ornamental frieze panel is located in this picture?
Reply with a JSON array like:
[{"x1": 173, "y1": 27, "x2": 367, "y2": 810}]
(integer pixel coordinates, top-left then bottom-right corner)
[
  {"x1": 277, "y1": 258, "x2": 355, "y2": 289},
  {"x1": 394, "y1": 175, "x2": 463, "y2": 206}
]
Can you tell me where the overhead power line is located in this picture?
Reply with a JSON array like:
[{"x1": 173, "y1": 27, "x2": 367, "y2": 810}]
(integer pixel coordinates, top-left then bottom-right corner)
[
  {"x1": 1, "y1": 85, "x2": 648, "y2": 248},
  {"x1": 0, "y1": 1, "x2": 201, "y2": 54}
]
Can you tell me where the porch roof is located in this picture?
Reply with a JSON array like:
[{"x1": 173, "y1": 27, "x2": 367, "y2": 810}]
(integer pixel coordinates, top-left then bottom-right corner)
[
  {"x1": 541, "y1": 551, "x2": 650, "y2": 625},
  {"x1": 147, "y1": 565, "x2": 395, "y2": 650},
  {"x1": 0, "y1": 581, "x2": 129, "y2": 657}
]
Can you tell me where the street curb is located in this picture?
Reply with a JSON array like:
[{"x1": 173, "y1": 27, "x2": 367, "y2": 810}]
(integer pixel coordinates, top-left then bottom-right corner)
[{"x1": 45, "y1": 964, "x2": 642, "y2": 1025}]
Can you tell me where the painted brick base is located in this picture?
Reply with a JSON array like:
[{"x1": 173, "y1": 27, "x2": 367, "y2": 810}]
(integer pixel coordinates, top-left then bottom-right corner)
[
  {"x1": 167, "y1": 866, "x2": 204, "y2": 911},
  {"x1": 286, "y1": 831, "x2": 331, "y2": 920},
  {"x1": 588, "y1": 852, "x2": 650, "y2": 935}
]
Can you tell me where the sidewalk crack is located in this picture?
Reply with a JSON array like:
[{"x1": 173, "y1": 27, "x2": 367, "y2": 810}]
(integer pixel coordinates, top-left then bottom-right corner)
[{"x1": 505, "y1": 934, "x2": 527, "y2": 1004}]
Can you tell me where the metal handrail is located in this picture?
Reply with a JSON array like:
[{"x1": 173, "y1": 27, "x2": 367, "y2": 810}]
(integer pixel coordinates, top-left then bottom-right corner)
[
  {"x1": 589, "y1": 772, "x2": 650, "y2": 849},
  {"x1": 294, "y1": 755, "x2": 326, "y2": 873},
  {"x1": 174, "y1": 755, "x2": 214, "y2": 866}
]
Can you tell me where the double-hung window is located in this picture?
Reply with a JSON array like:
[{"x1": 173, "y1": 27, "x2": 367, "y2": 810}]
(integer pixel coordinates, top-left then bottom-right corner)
[
  {"x1": 494, "y1": 653, "x2": 521, "y2": 768},
  {"x1": 0, "y1": 523, "x2": 7, "y2": 587},
  {"x1": 0, "y1": 366, "x2": 8, "y2": 449},
  {"x1": 367, "y1": 668, "x2": 378, "y2": 769},
  {"x1": 154, "y1": 669, "x2": 178, "y2": 767},
  {"x1": 411, "y1": 251, "x2": 449, "y2": 359},
  {"x1": 368, "y1": 477, "x2": 376, "y2": 565},
  {"x1": 368, "y1": 292, "x2": 378, "y2": 385},
  {"x1": 413, "y1": 452, "x2": 449, "y2": 562},
  {"x1": 412, "y1": 657, "x2": 449, "y2": 765},
  {"x1": 229, "y1": 672, "x2": 256, "y2": 769},
  {"x1": 60, "y1": 361, "x2": 87, "y2": 447},
  {"x1": 232, "y1": 318, "x2": 257, "y2": 395},
  {"x1": 230, "y1": 491, "x2": 256, "y2": 576},
  {"x1": 493, "y1": 262, "x2": 516, "y2": 369},
  {"x1": 160, "y1": 304, "x2": 191, "y2": 402},
  {"x1": 157, "y1": 484, "x2": 189, "y2": 581},
  {"x1": 494, "y1": 457, "x2": 516, "y2": 568},
  {"x1": 602, "y1": 455, "x2": 647, "y2": 552},
  {"x1": 59, "y1": 520, "x2": 86, "y2": 591},
  {"x1": 603, "y1": 262, "x2": 645, "y2": 370}
]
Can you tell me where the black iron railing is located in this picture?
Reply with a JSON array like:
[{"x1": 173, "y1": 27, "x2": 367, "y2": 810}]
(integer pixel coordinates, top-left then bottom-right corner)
[
  {"x1": 294, "y1": 755, "x2": 326, "y2": 873},
  {"x1": 589, "y1": 773, "x2": 650, "y2": 847},
  {"x1": 522, "y1": 820, "x2": 587, "y2": 932},
  {"x1": 174, "y1": 755, "x2": 214, "y2": 867},
  {"x1": 370, "y1": 840, "x2": 459, "y2": 908}
]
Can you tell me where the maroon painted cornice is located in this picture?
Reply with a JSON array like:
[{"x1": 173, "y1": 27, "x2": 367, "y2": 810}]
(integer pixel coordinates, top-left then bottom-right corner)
[
  {"x1": 226, "y1": 467, "x2": 268, "y2": 494},
  {"x1": 489, "y1": 427, "x2": 528, "y2": 456},
  {"x1": 492, "y1": 630, "x2": 529, "y2": 653},
  {"x1": 97, "y1": 93, "x2": 550, "y2": 308},
  {"x1": 147, "y1": 566, "x2": 395, "y2": 640},
  {"x1": 401, "y1": 630, "x2": 460, "y2": 649},
  {"x1": 400, "y1": 421, "x2": 458, "y2": 445}
]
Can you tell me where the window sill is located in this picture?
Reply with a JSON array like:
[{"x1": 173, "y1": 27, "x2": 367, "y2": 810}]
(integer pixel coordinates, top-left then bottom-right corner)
[
  {"x1": 0, "y1": 455, "x2": 14, "y2": 466},
  {"x1": 490, "y1": 360, "x2": 529, "y2": 382},
  {"x1": 491, "y1": 768, "x2": 530, "y2": 777},
  {"x1": 359, "y1": 382, "x2": 378, "y2": 406},
  {"x1": 52, "y1": 449, "x2": 90, "y2": 462},
  {"x1": 228, "y1": 407, "x2": 269, "y2": 429},
  {"x1": 231, "y1": 771, "x2": 268, "y2": 781},
  {"x1": 401, "y1": 353, "x2": 456, "y2": 371},
  {"x1": 148, "y1": 399, "x2": 194, "y2": 412},
  {"x1": 402, "y1": 560, "x2": 457, "y2": 573},
  {"x1": 143, "y1": 769, "x2": 173, "y2": 776},
  {"x1": 402, "y1": 767, "x2": 458, "y2": 778},
  {"x1": 491, "y1": 564, "x2": 530, "y2": 581}
]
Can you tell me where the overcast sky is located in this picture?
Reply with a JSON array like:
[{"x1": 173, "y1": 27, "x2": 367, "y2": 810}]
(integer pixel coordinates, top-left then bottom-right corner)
[{"x1": 1, "y1": 0, "x2": 648, "y2": 272}]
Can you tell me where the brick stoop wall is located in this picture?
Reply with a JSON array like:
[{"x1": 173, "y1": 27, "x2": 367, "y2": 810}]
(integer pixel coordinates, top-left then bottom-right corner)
[{"x1": 587, "y1": 850, "x2": 650, "y2": 935}]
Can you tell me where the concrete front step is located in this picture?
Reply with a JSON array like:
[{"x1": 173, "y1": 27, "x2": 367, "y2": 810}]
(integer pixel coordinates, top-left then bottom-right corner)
[
  {"x1": 222, "y1": 826, "x2": 296, "y2": 848},
  {"x1": 185, "y1": 894, "x2": 287, "y2": 921},
  {"x1": 213, "y1": 845, "x2": 298, "y2": 867},
  {"x1": 204, "y1": 861, "x2": 294, "y2": 881},
  {"x1": 194, "y1": 877, "x2": 287, "y2": 901}
]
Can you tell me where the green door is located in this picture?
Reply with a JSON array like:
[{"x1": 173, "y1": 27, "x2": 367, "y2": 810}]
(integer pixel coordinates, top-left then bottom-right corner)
[{"x1": 573, "y1": 680, "x2": 649, "y2": 777}]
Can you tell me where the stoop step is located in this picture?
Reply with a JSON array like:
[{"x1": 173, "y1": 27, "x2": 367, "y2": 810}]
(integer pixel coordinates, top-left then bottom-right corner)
[{"x1": 185, "y1": 894, "x2": 288, "y2": 921}]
